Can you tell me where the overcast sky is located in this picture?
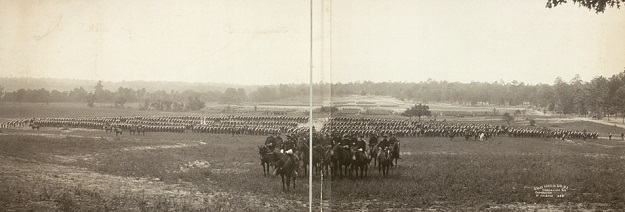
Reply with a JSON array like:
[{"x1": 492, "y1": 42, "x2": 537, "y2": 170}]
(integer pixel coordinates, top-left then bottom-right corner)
[{"x1": 1, "y1": 0, "x2": 624, "y2": 85}]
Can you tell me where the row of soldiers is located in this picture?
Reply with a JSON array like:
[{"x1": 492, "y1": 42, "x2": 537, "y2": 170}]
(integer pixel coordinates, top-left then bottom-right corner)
[
  {"x1": 0, "y1": 115, "x2": 308, "y2": 134},
  {"x1": 323, "y1": 117, "x2": 600, "y2": 140},
  {"x1": 192, "y1": 125, "x2": 303, "y2": 135},
  {"x1": 0, "y1": 119, "x2": 30, "y2": 128}
]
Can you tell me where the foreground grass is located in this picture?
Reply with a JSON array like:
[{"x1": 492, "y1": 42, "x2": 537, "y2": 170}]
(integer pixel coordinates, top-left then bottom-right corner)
[
  {"x1": 1, "y1": 130, "x2": 624, "y2": 211},
  {"x1": 330, "y1": 137, "x2": 625, "y2": 210}
]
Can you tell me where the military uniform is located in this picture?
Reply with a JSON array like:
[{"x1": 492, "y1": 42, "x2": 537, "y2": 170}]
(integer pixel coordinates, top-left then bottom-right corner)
[
  {"x1": 265, "y1": 133, "x2": 276, "y2": 151},
  {"x1": 379, "y1": 135, "x2": 390, "y2": 149},
  {"x1": 369, "y1": 134, "x2": 378, "y2": 148}
]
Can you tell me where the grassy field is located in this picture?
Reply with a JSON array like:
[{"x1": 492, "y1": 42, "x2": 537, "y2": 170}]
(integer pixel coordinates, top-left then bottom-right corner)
[
  {"x1": 1, "y1": 126, "x2": 624, "y2": 211},
  {"x1": 1, "y1": 102, "x2": 625, "y2": 211}
]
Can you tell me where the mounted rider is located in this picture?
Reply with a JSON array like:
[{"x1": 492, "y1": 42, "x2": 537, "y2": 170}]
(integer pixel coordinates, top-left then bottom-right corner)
[
  {"x1": 368, "y1": 132, "x2": 378, "y2": 149},
  {"x1": 389, "y1": 132, "x2": 401, "y2": 159},
  {"x1": 340, "y1": 133, "x2": 352, "y2": 149},
  {"x1": 379, "y1": 134, "x2": 390, "y2": 150},
  {"x1": 265, "y1": 132, "x2": 276, "y2": 151},
  {"x1": 275, "y1": 132, "x2": 284, "y2": 147},
  {"x1": 281, "y1": 133, "x2": 299, "y2": 163},
  {"x1": 354, "y1": 134, "x2": 369, "y2": 160}
]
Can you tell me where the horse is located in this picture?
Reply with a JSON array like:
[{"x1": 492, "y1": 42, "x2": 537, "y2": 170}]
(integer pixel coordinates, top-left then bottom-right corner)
[
  {"x1": 104, "y1": 125, "x2": 113, "y2": 133},
  {"x1": 137, "y1": 125, "x2": 145, "y2": 135},
  {"x1": 258, "y1": 145, "x2": 274, "y2": 177},
  {"x1": 378, "y1": 148, "x2": 392, "y2": 177},
  {"x1": 319, "y1": 145, "x2": 333, "y2": 177},
  {"x1": 350, "y1": 148, "x2": 369, "y2": 178},
  {"x1": 114, "y1": 127, "x2": 123, "y2": 136},
  {"x1": 369, "y1": 144, "x2": 379, "y2": 167},
  {"x1": 313, "y1": 145, "x2": 328, "y2": 176},
  {"x1": 390, "y1": 142, "x2": 400, "y2": 167},
  {"x1": 29, "y1": 123, "x2": 40, "y2": 130},
  {"x1": 272, "y1": 151, "x2": 298, "y2": 191},
  {"x1": 331, "y1": 144, "x2": 352, "y2": 178},
  {"x1": 129, "y1": 125, "x2": 137, "y2": 135},
  {"x1": 297, "y1": 141, "x2": 310, "y2": 177}
]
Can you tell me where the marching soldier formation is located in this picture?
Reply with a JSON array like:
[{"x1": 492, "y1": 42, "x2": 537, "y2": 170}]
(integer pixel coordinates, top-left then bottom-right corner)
[
  {"x1": 322, "y1": 117, "x2": 600, "y2": 141},
  {"x1": 0, "y1": 115, "x2": 309, "y2": 135},
  {"x1": 0, "y1": 115, "x2": 612, "y2": 141}
]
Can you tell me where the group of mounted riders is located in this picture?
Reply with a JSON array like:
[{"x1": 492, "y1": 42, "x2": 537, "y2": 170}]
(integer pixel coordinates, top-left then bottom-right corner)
[
  {"x1": 258, "y1": 130, "x2": 402, "y2": 190},
  {"x1": 103, "y1": 123, "x2": 145, "y2": 136}
]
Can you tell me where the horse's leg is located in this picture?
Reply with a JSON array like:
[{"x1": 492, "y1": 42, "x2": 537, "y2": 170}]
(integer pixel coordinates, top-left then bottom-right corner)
[
  {"x1": 286, "y1": 174, "x2": 291, "y2": 191},
  {"x1": 262, "y1": 163, "x2": 267, "y2": 177},
  {"x1": 281, "y1": 174, "x2": 285, "y2": 191}
]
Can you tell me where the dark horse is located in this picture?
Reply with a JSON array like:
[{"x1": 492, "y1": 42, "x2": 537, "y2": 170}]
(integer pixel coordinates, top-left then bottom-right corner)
[
  {"x1": 313, "y1": 145, "x2": 329, "y2": 176},
  {"x1": 259, "y1": 146, "x2": 298, "y2": 191},
  {"x1": 29, "y1": 123, "x2": 40, "y2": 130},
  {"x1": 378, "y1": 148, "x2": 392, "y2": 177},
  {"x1": 104, "y1": 125, "x2": 113, "y2": 133},
  {"x1": 318, "y1": 145, "x2": 333, "y2": 178},
  {"x1": 258, "y1": 145, "x2": 274, "y2": 177},
  {"x1": 350, "y1": 148, "x2": 370, "y2": 178},
  {"x1": 298, "y1": 141, "x2": 321, "y2": 177},
  {"x1": 136, "y1": 125, "x2": 145, "y2": 135},
  {"x1": 369, "y1": 144, "x2": 379, "y2": 167},
  {"x1": 129, "y1": 125, "x2": 137, "y2": 135},
  {"x1": 390, "y1": 142, "x2": 400, "y2": 168},
  {"x1": 331, "y1": 144, "x2": 352, "y2": 178},
  {"x1": 114, "y1": 127, "x2": 123, "y2": 136},
  {"x1": 273, "y1": 151, "x2": 298, "y2": 191}
]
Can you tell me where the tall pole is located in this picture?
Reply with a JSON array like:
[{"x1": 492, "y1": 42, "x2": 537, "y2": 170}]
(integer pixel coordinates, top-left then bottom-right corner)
[{"x1": 309, "y1": 0, "x2": 314, "y2": 211}]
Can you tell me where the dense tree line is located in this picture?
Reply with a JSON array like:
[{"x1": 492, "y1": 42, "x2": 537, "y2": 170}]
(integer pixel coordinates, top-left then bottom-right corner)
[
  {"x1": 0, "y1": 81, "x2": 243, "y2": 111},
  {"x1": 327, "y1": 72, "x2": 625, "y2": 118},
  {"x1": 2, "y1": 71, "x2": 625, "y2": 118}
]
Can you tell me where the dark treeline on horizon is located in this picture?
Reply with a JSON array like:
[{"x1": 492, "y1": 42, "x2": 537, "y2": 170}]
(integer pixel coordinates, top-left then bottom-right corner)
[{"x1": 1, "y1": 70, "x2": 624, "y2": 117}]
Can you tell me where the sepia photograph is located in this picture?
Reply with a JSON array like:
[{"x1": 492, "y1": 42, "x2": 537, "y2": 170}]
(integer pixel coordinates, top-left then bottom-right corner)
[{"x1": 1, "y1": 0, "x2": 624, "y2": 211}]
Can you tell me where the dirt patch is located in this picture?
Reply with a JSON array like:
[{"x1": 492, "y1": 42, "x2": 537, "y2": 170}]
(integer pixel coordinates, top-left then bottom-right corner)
[
  {"x1": 121, "y1": 141, "x2": 206, "y2": 151},
  {"x1": 211, "y1": 168, "x2": 250, "y2": 174},
  {"x1": 174, "y1": 160, "x2": 212, "y2": 173},
  {"x1": 0, "y1": 156, "x2": 307, "y2": 211},
  {"x1": 1, "y1": 132, "x2": 112, "y2": 140}
]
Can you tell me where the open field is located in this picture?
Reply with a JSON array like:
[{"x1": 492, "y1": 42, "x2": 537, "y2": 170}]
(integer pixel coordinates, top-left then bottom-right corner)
[
  {"x1": 1, "y1": 126, "x2": 624, "y2": 211},
  {"x1": 1, "y1": 102, "x2": 625, "y2": 211}
]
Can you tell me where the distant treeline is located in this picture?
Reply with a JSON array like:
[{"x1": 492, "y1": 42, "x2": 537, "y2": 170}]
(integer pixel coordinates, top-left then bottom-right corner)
[
  {"x1": 327, "y1": 71, "x2": 625, "y2": 117},
  {"x1": 1, "y1": 71, "x2": 624, "y2": 117}
]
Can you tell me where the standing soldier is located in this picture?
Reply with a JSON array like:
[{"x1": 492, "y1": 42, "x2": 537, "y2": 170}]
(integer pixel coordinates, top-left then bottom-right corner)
[
  {"x1": 621, "y1": 133, "x2": 624, "y2": 141},
  {"x1": 609, "y1": 133, "x2": 612, "y2": 140}
]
